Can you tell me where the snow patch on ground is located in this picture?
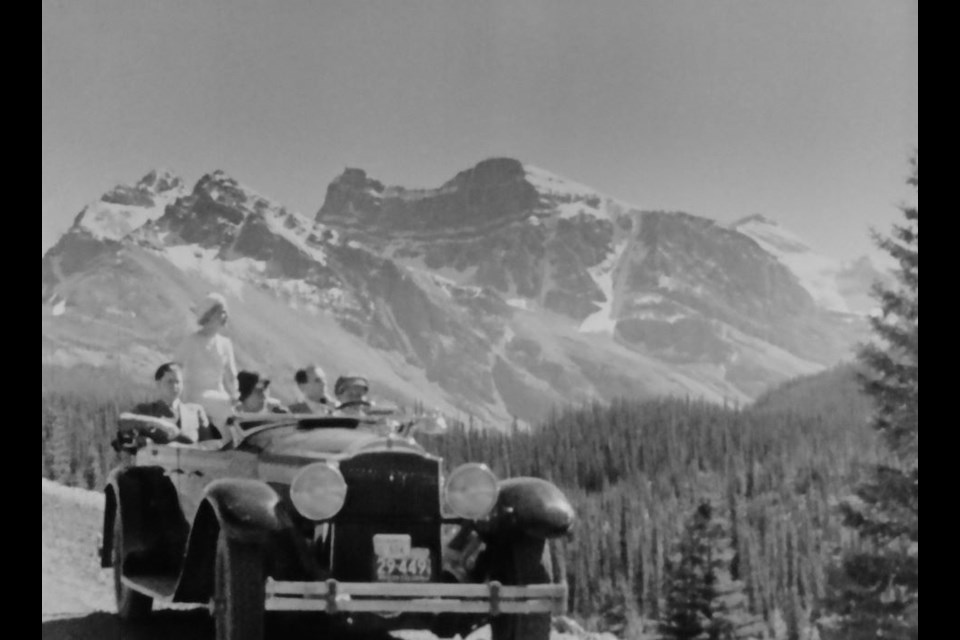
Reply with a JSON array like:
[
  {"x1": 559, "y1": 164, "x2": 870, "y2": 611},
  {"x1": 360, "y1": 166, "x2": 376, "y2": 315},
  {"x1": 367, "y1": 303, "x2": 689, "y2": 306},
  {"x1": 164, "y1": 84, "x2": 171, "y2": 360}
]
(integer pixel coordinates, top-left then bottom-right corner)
[
  {"x1": 633, "y1": 293, "x2": 665, "y2": 305},
  {"x1": 457, "y1": 285, "x2": 484, "y2": 298},
  {"x1": 507, "y1": 298, "x2": 530, "y2": 310},
  {"x1": 524, "y1": 165, "x2": 642, "y2": 226},
  {"x1": 524, "y1": 165, "x2": 598, "y2": 200},
  {"x1": 430, "y1": 273, "x2": 459, "y2": 288},
  {"x1": 635, "y1": 311, "x2": 687, "y2": 323},
  {"x1": 557, "y1": 202, "x2": 591, "y2": 220},
  {"x1": 394, "y1": 255, "x2": 479, "y2": 288},
  {"x1": 657, "y1": 275, "x2": 681, "y2": 291},
  {"x1": 628, "y1": 293, "x2": 689, "y2": 323},
  {"x1": 579, "y1": 241, "x2": 628, "y2": 334},
  {"x1": 105, "y1": 305, "x2": 136, "y2": 318},
  {"x1": 525, "y1": 166, "x2": 617, "y2": 224}
]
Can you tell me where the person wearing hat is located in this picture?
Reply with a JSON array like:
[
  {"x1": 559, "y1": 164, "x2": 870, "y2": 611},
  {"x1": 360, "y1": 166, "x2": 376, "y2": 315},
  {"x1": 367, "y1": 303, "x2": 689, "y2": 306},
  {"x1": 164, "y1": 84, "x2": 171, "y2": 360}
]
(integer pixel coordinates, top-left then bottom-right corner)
[
  {"x1": 288, "y1": 365, "x2": 333, "y2": 414},
  {"x1": 174, "y1": 292, "x2": 239, "y2": 428},
  {"x1": 333, "y1": 374, "x2": 373, "y2": 414},
  {"x1": 234, "y1": 370, "x2": 289, "y2": 414}
]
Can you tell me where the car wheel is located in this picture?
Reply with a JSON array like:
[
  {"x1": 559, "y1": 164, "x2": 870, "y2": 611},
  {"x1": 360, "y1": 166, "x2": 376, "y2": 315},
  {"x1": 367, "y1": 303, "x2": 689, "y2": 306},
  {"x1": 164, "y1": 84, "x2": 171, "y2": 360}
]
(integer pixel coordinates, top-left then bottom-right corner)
[
  {"x1": 489, "y1": 536, "x2": 563, "y2": 640},
  {"x1": 212, "y1": 531, "x2": 265, "y2": 640},
  {"x1": 113, "y1": 502, "x2": 153, "y2": 620}
]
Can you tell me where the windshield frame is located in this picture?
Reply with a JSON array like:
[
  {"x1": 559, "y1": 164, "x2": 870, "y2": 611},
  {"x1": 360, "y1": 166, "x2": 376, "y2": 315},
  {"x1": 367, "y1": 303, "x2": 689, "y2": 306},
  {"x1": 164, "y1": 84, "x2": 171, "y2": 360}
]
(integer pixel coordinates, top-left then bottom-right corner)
[{"x1": 229, "y1": 413, "x2": 413, "y2": 449}]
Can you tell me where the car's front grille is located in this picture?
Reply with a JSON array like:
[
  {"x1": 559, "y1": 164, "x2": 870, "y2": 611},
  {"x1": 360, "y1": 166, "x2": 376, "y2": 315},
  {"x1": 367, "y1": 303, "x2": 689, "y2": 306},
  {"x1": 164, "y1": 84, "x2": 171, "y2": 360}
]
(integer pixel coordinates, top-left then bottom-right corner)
[
  {"x1": 338, "y1": 452, "x2": 441, "y2": 519},
  {"x1": 331, "y1": 452, "x2": 442, "y2": 581}
]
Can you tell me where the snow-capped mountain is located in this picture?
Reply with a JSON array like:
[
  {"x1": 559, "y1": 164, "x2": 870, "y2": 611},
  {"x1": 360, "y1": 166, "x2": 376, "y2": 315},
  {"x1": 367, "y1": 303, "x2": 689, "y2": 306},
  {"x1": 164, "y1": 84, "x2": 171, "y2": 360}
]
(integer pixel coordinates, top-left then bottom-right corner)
[
  {"x1": 73, "y1": 169, "x2": 187, "y2": 241},
  {"x1": 42, "y1": 159, "x2": 879, "y2": 425}
]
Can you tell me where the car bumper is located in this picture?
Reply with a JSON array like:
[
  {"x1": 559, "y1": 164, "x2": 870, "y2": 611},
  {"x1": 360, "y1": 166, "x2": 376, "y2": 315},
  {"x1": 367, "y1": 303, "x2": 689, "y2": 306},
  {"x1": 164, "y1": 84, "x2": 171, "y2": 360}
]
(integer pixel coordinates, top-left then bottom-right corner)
[{"x1": 265, "y1": 578, "x2": 567, "y2": 615}]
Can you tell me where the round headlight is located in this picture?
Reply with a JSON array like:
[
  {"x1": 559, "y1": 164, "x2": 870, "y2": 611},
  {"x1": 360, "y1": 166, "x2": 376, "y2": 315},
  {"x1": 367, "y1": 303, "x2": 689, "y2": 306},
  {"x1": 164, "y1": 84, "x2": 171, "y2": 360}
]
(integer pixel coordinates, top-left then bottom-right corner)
[
  {"x1": 443, "y1": 463, "x2": 499, "y2": 520},
  {"x1": 290, "y1": 462, "x2": 348, "y2": 521}
]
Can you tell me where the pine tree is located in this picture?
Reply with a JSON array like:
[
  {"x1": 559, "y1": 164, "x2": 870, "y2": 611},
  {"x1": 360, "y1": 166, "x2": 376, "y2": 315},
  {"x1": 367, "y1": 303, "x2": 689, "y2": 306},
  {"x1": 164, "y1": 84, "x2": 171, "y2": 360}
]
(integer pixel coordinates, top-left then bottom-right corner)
[
  {"x1": 823, "y1": 157, "x2": 918, "y2": 639},
  {"x1": 661, "y1": 500, "x2": 764, "y2": 640}
]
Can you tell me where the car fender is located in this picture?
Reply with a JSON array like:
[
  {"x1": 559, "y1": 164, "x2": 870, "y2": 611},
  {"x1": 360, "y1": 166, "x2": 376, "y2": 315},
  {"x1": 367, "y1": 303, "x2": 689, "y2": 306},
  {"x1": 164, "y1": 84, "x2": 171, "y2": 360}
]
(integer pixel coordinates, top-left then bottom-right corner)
[
  {"x1": 482, "y1": 477, "x2": 575, "y2": 540},
  {"x1": 173, "y1": 478, "x2": 293, "y2": 602},
  {"x1": 101, "y1": 465, "x2": 187, "y2": 571},
  {"x1": 200, "y1": 478, "x2": 286, "y2": 542}
]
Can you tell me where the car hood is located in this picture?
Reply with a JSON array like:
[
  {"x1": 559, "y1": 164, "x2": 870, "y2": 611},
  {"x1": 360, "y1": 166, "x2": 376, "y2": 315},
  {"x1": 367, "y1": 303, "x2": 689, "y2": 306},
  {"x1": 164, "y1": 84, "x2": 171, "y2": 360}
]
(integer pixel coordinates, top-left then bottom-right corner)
[{"x1": 243, "y1": 426, "x2": 427, "y2": 461}]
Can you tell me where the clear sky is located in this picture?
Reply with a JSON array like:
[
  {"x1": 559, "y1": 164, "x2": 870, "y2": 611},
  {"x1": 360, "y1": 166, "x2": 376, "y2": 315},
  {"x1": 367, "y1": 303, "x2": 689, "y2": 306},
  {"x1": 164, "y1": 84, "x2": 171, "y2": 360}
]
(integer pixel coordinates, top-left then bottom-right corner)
[{"x1": 42, "y1": 0, "x2": 917, "y2": 260}]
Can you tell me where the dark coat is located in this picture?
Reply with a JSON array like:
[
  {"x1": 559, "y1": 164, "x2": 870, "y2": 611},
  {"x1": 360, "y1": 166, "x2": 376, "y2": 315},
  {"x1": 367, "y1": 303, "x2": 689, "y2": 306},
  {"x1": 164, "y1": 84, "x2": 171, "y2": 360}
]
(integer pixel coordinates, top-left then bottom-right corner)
[{"x1": 123, "y1": 400, "x2": 219, "y2": 443}]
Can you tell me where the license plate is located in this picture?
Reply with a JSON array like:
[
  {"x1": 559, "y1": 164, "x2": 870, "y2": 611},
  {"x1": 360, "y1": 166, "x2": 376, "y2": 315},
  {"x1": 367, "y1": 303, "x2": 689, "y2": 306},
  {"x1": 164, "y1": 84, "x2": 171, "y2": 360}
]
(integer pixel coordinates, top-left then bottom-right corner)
[{"x1": 373, "y1": 534, "x2": 431, "y2": 582}]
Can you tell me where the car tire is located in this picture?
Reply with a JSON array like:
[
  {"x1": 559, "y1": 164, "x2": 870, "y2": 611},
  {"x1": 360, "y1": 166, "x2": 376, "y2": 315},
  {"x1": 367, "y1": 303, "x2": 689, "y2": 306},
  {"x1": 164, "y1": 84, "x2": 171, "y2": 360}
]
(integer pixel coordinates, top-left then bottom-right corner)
[
  {"x1": 113, "y1": 502, "x2": 153, "y2": 621},
  {"x1": 212, "y1": 531, "x2": 265, "y2": 640},
  {"x1": 489, "y1": 536, "x2": 562, "y2": 640}
]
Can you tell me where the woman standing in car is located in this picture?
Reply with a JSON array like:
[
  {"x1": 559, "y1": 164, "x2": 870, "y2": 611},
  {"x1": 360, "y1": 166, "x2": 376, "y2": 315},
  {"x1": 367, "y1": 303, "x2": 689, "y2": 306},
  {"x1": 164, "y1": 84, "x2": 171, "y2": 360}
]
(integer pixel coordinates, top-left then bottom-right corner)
[{"x1": 174, "y1": 292, "x2": 239, "y2": 429}]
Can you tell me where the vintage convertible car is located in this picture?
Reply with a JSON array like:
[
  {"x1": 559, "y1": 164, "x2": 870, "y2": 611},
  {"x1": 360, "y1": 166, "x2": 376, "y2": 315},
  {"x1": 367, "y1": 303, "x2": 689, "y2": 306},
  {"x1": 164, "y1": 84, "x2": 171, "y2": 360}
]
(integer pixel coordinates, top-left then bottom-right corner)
[{"x1": 100, "y1": 412, "x2": 575, "y2": 640}]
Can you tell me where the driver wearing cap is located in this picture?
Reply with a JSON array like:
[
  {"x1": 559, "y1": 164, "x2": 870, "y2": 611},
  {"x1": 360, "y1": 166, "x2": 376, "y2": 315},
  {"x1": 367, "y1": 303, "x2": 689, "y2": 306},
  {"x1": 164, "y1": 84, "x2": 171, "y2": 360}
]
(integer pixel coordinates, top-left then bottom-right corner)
[{"x1": 334, "y1": 374, "x2": 373, "y2": 415}]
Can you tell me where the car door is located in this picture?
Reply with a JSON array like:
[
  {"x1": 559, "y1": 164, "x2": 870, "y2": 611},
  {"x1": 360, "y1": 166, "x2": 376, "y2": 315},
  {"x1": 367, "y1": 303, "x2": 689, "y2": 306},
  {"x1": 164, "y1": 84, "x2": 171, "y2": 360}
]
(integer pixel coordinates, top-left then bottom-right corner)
[
  {"x1": 176, "y1": 444, "x2": 258, "y2": 522},
  {"x1": 136, "y1": 442, "x2": 182, "y2": 493}
]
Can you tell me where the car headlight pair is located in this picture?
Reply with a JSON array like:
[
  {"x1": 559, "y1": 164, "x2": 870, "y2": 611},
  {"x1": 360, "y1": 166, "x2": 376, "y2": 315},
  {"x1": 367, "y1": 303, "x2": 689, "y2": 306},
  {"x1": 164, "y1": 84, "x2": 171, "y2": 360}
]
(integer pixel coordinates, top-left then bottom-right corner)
[{"x1": 289, "y1": 461, "x2": 499, "y2": 521}]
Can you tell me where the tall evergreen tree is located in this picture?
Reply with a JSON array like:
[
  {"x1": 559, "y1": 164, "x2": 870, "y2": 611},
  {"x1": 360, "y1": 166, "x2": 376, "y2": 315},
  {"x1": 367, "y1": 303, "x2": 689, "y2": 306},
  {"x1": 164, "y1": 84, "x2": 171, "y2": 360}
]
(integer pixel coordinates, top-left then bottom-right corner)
[
  {"x1": 824, "y1": 157, "x2": 918, "y2": 639},
  {"x1": 661, "y1": 500, "x2": 765, "y2": 640}
]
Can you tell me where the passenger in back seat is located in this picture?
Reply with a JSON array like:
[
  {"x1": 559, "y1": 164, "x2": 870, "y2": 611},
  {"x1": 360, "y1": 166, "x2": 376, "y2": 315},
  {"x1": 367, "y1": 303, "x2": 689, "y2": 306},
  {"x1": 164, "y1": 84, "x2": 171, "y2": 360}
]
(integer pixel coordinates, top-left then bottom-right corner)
[{"x1": 114, "y1": 362, "x2": 219, "y2": 452}]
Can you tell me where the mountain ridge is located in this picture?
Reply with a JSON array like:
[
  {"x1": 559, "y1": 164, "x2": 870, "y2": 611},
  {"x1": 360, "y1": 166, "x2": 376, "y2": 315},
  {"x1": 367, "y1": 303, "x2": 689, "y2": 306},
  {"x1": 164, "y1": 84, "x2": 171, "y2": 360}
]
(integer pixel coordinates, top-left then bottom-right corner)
[{"x1": 42, "y1": 159, "x2": 881, "y2": 425}]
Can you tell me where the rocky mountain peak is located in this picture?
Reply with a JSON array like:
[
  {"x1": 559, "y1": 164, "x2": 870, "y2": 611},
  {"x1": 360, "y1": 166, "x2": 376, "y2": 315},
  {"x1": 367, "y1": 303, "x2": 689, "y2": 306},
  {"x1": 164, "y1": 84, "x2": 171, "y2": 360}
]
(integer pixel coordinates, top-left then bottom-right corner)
[
  {"x1": 135, "y1": 168, "x2": 184, "y2": 194},
  {"x1": 316, "y1": 168, "x2": 387, "y2": 221},
  {"x1": 187, "y1": 170, "x2": 294, "y2": 221},
  {"x1": 193, "y1": 170, "x2": 251, "y2": 203},
  {"x1": 333, "y1": 167, "x2": 386, "y2": 192},
  {"x1": 443, "y1": 157, "x2": 528, "y2": 190},
  {"x1": 316, "y1": 157, "x2": 542, "y2": 231},
  {"x1": 69, "y1": 169, "x2": 187, "y2": 242},
  {"x1": 152, "y1": 171, "x2": 306, "y2": 254},
  {"x1": 98, "y1": 168, "x2": 186, "y2": 207}
]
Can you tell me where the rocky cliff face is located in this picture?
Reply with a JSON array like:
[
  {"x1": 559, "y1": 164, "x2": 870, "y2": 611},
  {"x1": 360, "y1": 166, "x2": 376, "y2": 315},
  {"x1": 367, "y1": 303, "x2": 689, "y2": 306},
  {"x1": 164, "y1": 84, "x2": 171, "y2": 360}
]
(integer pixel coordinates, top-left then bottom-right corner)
[{"x1": 42, "y1": 159, "x2": 878, "y2": 424}]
